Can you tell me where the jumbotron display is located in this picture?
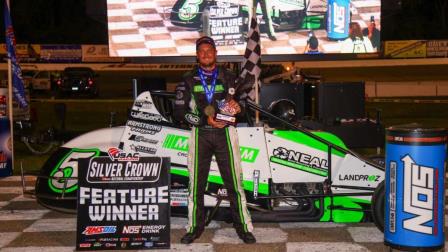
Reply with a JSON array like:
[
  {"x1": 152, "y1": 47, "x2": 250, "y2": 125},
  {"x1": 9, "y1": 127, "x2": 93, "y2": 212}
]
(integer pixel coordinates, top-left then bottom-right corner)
[{"x1": 107, "y1": 0, "x2": 381, "y2": 57}]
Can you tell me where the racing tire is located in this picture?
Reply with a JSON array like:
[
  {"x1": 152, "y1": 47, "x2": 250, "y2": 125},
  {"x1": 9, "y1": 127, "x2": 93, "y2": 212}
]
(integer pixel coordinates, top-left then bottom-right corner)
[{"x1": 371, "y1": 180, "x2": 385, "y2": 232}]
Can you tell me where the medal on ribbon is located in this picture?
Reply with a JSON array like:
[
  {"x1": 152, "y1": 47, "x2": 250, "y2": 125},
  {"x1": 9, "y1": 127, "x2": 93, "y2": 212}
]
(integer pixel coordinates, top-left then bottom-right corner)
[{"x1": 199, "y1": 67, "x2": 218, "y2": 117}]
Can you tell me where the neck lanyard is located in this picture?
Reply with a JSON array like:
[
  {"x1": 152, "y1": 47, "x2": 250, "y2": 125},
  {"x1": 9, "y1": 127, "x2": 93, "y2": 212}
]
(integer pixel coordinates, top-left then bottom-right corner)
[{"x1": 198, "y1": 67, "x2": 218, "y2": 104}]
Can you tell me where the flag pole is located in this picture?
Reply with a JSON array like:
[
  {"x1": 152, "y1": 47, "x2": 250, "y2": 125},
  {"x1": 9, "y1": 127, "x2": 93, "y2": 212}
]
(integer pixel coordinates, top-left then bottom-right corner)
[
  {"x1": 255, "y1": 78, "x2": 259, "y2": 125},
  {"x1": 7, "y1": 58, "x2": 14, "y2": 172},
  {"x1": 252, "y1": 6, "x2": 260, "y2": 125}
]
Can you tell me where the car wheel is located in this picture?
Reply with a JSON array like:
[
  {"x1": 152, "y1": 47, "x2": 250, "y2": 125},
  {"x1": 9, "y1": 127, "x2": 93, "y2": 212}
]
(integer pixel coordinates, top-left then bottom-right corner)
[{"x1": 371, "y1": 181, "x2": 384, "y2": 232}]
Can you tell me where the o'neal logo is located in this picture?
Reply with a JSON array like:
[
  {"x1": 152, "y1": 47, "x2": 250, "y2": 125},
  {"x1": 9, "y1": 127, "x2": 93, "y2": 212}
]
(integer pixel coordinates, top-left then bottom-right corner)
[
  {"x1": 402, "y1": 155, "x2": 435, "y2": 234},
  {"x1": 270, "y1": 147, "x2": 328, "y2": 176},
  {"x1": 338, "y1": 174, "x2": 380, "y2": 182},
  {"x1": 48, "y1": 148, "x2": 100, "y2": 194}
]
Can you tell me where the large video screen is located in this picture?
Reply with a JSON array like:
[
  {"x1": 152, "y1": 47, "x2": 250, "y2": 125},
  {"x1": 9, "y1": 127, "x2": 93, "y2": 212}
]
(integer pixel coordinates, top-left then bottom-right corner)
[{"x1": 107, "y1": 0, "x2": 381, "y2": 58}]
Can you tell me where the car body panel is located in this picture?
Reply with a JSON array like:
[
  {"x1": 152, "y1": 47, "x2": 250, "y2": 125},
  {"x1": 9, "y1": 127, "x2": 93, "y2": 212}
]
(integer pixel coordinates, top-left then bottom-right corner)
[{"x1": 34, "y1": 91, "x2": 384, "y2": 224}]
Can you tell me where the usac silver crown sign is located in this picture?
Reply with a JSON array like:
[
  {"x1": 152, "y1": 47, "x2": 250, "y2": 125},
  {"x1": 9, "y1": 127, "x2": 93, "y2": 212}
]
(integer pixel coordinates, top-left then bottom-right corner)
[{"x1": 76, "y1": 155, "x2": 170, "y2": 250}]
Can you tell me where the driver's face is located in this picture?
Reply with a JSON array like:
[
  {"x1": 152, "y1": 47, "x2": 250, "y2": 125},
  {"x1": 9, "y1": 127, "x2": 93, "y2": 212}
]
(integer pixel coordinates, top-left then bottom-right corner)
[{"x1": 196, "y1": 43, "x2": 217, "y2": 68}]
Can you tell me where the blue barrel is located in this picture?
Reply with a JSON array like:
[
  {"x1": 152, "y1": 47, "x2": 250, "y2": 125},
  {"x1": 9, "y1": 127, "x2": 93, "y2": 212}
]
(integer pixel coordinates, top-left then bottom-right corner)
[
  {"x1": 385, "y1": 126, "x2": 447, "y2": 251},
  {"x1": 327, "y1": 0, "x2": 350, "y2": 40}
]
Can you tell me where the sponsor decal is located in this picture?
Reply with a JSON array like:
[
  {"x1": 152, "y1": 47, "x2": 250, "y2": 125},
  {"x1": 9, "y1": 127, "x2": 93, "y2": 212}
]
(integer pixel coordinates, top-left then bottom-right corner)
[
  {"x1": 107, "y1": 148, "x2": 140, "y2": 162},
  {"x1": 99, "y1": 237, "x2": 118, "y2": 242},
  {"x1": 217, "y1": 188, "x2": 228, "y2": 197},
  {"x1": 99, "y1": 238, "x2": 118, "y2": 242},
  {"x1": 141, "y1": 225, "x2": 166, "y2": 234},
  {"x1": 128, "y1": 135, "x2": 158, "y2": 145},
  {"x1": 270, "y1": 147, "x2": 328, "y2": 176},
  {"x1": 82, "y1": 226, "x2": 117, "y2": 235},
  {"x1": 131, "y1": 242, "x2": 143, "y2": 246},
  {"x1": 105, "y1": 243, "x2": 117, "y2": 247},
  {"x1": 389, "y1": 161, "x2": 397, "y2": 233},
  {"x1": 134, "y1": 99, "x2": 153, "y2": 109},
  {"x1": 86, "y1": 157, "x2": 162, "y2": 183},
  {"x1": 130, "y1": 144, "x2": 157, "y2": 155},
  {"x1": 93, "y1": 242, "x2": 102, "y2": 247},
  {"x1": 338, "y1": 174, "x2": 380, "y2": 182},
  {"x1": 170, "y1": 188, "x2": 188, "y2": 207},
  {"x1": 133, "y1": 237, "x2": 148, "y2": 241},
  {"x1": 127, "y1": 120, "x2": 162, "y2": 135},
  {"x1": 163, "y1": 134, "x2": 189, "y2": 152},
  {"x1": 175, "y1": 100, "x2": 185, "y2": 105},
  {"x1": 185, "y1": 113, "x2": 200, "y2": 125},
  {"x1": 402, "y1": 155, "x2": 435, "y2": 234},
  {"x1": 144, "y1": 241, "x2": 154, "y2": 248},
  {"x1": 79, "y1": 243, "x2": 91, "y2": 248},
  {"x1": 123, "y1": 225, "x2": 142, "y2": 234},
  {"x1": 119, "y1": 237, "x2": 130, "y2": 241},
  {"x1": 163, "y1": 134, "x2": 259, "y2": 162},
  {"x1": 130, "y1": 110, "x2": 163, "y2": 122},
  {"x1": 193, "y1": 84, "x2": 224, "y2": 93},
  {"x1": 333, "y1": 2, "x2": 346, "y2": 34},
  {"x1": 176, "y1": 90, "x2": 183, "y2": 99},
  {"x1": 240, "y1": 146, "x2": 259, "y2": 163},
  {"x1": 121, "y1": 242, "x2": 127, "y2": 248},
  {"x1": 177, "y1": 152, "x2": 188, "y2": 158}
]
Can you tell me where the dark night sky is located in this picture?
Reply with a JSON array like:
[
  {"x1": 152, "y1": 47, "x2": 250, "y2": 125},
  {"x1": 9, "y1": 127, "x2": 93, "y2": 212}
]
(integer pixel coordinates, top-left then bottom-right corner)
[{"x1": 0, "y1": 0, "x2": 447, "y2": 44}]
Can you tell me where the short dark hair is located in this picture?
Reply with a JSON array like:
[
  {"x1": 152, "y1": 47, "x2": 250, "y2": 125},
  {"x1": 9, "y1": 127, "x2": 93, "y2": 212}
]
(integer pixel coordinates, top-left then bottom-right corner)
[
  {"x1": 196, "y1": 36, "x2": 216, "y2": 51},
  {"x1": 308, "y1": 36, "x2": 319, "y2": 50}
]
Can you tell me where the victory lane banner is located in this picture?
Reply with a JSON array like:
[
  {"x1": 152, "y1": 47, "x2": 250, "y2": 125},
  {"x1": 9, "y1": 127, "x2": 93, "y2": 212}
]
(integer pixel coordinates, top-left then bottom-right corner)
[{"x1": 76, "y1": 155, "x2": 171, "y2": 250}]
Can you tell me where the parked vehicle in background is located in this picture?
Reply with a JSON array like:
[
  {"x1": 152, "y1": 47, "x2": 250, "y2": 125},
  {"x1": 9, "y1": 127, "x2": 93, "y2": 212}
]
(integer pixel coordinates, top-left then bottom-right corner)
[
  {"x1": 23, "y1": 71, "x2": 60, "y2": 91},
  {"x1": 55, "y1": 67, "x2": 98, "y2": 97}
]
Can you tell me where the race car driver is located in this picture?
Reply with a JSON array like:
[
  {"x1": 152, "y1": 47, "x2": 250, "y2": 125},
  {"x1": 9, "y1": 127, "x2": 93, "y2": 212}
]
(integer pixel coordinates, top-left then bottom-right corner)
[{"x1": 173, "y1": 36, "x2": 256, "y2": 244}]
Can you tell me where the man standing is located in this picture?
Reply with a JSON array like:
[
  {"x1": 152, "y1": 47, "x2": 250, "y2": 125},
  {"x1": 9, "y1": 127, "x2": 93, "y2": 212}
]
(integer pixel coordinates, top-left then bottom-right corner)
[
  {"x1": 174, "y1": 36, "x2": 256, "y2": 244},
  {"x1": 362, "y1": 16, "x2": 380, "y2": 50},
  {"x1": 248, "y1": 0, "x2": 277, "y2": 41}
]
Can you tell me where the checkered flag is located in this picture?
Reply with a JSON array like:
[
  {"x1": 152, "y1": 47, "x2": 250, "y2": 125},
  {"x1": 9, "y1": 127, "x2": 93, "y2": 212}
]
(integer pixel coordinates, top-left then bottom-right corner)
[{"x1": 237, "y1": 14, "x2": 261, "y2": 102}]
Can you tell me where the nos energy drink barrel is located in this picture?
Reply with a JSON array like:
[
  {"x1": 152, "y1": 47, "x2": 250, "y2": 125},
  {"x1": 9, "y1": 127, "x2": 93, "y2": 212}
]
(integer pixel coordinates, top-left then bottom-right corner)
[
  {"x1": 327, "y1": 0, "x2": 350, "y2": 40},
  {"x1": 385, "y1": 126, "x2": 447, "y2": 251}
]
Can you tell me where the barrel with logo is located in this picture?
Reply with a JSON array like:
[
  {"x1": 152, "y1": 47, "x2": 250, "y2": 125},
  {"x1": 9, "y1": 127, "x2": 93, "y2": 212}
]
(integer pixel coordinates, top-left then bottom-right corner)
[
  {"x1": 385, "y1": 125, "x2": 447, "y2": 251},
  {"x1": 327, "y1": 0, "x2": 350, "y2": 40}
]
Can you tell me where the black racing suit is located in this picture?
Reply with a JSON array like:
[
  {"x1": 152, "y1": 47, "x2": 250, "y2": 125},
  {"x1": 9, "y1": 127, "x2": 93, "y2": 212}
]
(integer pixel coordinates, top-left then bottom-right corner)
[{"x1": 174, "y1": 66, "x2": 253, "y2": 234}]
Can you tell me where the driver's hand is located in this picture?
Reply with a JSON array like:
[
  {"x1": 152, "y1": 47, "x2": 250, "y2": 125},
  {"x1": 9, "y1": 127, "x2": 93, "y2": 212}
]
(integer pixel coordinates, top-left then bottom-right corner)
[{"x1": 207, "y1": 116, "x2": 226, "y2": 128}]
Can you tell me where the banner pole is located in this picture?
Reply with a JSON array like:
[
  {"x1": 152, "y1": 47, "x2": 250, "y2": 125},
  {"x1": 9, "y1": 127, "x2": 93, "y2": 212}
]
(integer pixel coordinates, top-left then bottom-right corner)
[{"x1": 7, "y1": 58, "x2": 14, "y2": 172}]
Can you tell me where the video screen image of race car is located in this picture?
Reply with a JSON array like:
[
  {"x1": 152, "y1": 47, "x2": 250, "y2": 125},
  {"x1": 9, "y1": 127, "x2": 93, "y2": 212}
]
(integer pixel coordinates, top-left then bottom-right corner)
[{"x1": 107, "y1": 0, "x2": 381, "y2": 57}]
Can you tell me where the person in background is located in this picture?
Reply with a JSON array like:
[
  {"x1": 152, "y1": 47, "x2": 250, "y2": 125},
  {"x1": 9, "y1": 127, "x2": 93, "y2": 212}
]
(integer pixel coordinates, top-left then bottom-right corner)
[
  {"x1": 174, "y1": 36, "x2": 256, "y2": 245},
  {"x1": 341, "y1": 22, "x2": 374, "y2": 53},
  {"x1": 304, "y1": 31, "x2": 324, "y2": 54},
  {"x1": 362, "y1": 16, "x2": 380, "y2": 50},
  {"x1": 248, "y1": 0, "x2": 277, "y2": 41}
]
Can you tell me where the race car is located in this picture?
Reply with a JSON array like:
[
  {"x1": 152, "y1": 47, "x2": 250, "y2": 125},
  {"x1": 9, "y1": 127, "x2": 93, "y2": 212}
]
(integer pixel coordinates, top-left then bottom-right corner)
[
  {"x1": 169, "y1": 0, "x2": 326, "y2": 32},
  {"x1": 30, "y1": 90, "x2": 385, "y2": 232}
]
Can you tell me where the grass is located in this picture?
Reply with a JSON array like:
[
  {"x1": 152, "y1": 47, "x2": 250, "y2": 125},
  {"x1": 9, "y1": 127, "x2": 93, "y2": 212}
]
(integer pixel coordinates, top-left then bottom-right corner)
[{"x1": 11, "y1": 99, "x2": 448, "y2": 175}]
